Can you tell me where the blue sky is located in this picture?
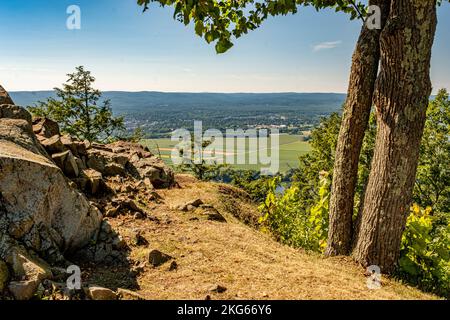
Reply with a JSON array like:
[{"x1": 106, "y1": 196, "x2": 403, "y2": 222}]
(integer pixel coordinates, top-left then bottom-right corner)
[{"x1": 1, "y1": 0, "x2": 449, "y2": 93}]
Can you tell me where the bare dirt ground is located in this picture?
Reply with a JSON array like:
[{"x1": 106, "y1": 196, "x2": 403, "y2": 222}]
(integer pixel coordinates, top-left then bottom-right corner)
[{"x1": 84, "y1": 174, "x2": 436, "y2": 300}]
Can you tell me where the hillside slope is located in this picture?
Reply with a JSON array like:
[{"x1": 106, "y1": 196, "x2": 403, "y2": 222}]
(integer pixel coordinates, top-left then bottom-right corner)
[{"x1": 84, "y1": 174, "x2": 436, "y2": 300}]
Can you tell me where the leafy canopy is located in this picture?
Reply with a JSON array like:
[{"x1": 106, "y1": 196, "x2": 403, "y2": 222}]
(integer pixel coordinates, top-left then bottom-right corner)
[
  {"x1": 29, "y1": 66, "x2": 125, "y2": 143},
  {"x1": 137, "y1": 0, "x2": 369, "y2": 53}
]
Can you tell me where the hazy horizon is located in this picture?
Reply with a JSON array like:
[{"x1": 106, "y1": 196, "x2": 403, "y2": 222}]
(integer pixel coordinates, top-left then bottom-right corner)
[{"x1": 1, "y1": 0, "x2": 449, "y2": 93}]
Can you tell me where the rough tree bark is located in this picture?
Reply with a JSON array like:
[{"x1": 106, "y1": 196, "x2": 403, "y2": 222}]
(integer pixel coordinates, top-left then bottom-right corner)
[
  {"x1": 352, "y1": 0, "x2": 437, "y2": 273},
  {"x1": 325, "y1": 0, "x2": 390, "y2": 256}
]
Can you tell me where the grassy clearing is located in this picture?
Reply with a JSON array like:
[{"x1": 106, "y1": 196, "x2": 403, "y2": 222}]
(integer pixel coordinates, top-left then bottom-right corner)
[
  {"x1": 141, "y1": 134, "x2": 312, "y2": 172},
  {"x1": 86, "y1": 175, "x2": 437, "y2": 300}
]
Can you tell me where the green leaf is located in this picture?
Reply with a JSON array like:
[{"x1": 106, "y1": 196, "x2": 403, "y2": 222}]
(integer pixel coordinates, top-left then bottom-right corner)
[
  {"x1": 195, "y1": 21, "x2": 204, "y2": 36},
  {"x1": 215, "y1": 38, "x2": 233, "y2": 54}
]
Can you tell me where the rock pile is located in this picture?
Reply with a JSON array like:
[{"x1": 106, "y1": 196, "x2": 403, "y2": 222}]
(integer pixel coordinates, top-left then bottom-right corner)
[
  {"x1": 0, "y1": 103, "x2": 103, "y2": 299},
  {"x1": 32, "y1": 118, "x2": 174, "y2": 195},
  {"x1": 0, "y1": 90, "x2": 176, "y2": 300}
]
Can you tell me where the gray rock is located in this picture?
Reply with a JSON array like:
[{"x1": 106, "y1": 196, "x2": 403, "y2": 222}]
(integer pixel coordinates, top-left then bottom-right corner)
[
  {"x1": 42, "y1": 135, "x2": 65, "y2": 154},
  {"x1": 85, "y1": 285, "x2": 117, "y2": 300},
  {"x1": 1, "y1": 104, "x2": 32, "y2": 124},
  {"x1": 117, "y1": 288, "x2": 145, "y2": 300},
  {"x1": 0, "y1": 108, "x2": 102, "y2": 261},
  {"x1": 0, "y1": 86, "x2": 14, "y2": 105},
  {"x1": 187, "y1": 199, "x2": 204, "y2": 207},
  {"x1": 148, "y1": 249, "x2": 173, "y2": 267},
  {"x1": 104, "y1": 162, "x2": 126, "y2": 176},
  {"x1": 8, "y1": 249, "x2": 52, "y2": 282},
  {"x1": 209, "y1": 284, "x2": 227, "y2": 293},
  {"x1": 32, "y1": 117, "x2": 60, "y2": 138},
  {"x1": 52, "y1": 150, "x2": 79, "y2": 177},
  {"x1": 82, "y1": 168, "x2": 103, "y2": 195}
]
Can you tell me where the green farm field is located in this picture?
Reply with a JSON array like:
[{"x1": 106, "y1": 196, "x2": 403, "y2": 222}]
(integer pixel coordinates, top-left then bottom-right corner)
[{"x1": 141, "y1": 134, "x2": 311, "y2": 172}]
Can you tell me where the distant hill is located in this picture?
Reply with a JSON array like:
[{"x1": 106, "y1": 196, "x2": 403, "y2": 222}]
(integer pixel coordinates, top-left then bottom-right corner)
[
  {"x1": 10, "y1": 91, "x2": 346, "y2": 138},
  {"x1": 10, "y1": 91, "x2": 345, "y2": 114}
]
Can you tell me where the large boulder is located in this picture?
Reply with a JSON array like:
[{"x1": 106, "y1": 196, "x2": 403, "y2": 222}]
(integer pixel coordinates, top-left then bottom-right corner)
[{"x1": 0, "y1": 106, "x2": 102, "y2": 263}]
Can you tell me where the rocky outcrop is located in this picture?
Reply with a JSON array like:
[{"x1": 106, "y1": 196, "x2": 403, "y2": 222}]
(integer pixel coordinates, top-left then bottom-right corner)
[
  {"x1": 0, "y1": 86, "x2": 14, "y2": 105},
  {"x1": 0, "y1": 106, "x2": 103, "y2": 259},
  {"x1": 0, "y1": 86, "x2": 176, "y2": 300},
  {"x1": 32, "y1": 120, "x2": 175, "y2": 193},
  {"x1": 0, "y1": 104, "x2": 102, "y2": 299}
]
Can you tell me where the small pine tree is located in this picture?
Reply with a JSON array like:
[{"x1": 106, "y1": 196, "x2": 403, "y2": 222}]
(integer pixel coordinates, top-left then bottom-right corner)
[{"x1": 29, "y1": 66, "x2": 125, "y2": 142}]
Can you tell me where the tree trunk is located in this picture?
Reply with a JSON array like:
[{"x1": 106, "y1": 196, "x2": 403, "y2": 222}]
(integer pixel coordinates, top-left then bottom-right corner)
[
  {"x1": 325, "y1": 0, "x2": 390, "y2": 256},
  {"x1": 352, "y1": 0, "x2": 437, "y2": 273}
]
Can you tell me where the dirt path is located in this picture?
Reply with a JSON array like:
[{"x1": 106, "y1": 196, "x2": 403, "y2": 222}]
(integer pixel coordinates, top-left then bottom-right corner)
[{"x1": 86, "y1": 175, "x2": 436, "y2": 300}]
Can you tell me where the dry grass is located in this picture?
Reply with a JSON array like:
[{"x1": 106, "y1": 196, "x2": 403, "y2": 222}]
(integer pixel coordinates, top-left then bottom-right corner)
[{"x1": 88, "y1": 174, "x2": 437, "y2": 300}]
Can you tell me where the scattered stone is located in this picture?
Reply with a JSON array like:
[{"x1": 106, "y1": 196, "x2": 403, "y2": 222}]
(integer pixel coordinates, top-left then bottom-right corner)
[
  {"x1": 187, "y1": 199, "x2": 204, "y2": 207},
  {"x1": 148, "y1": 249, "x2": 173, "y2": 267},
  {"x1": 132, "y1": 231, "x2": 148, "y2": 246},
  {"x1": 168, "y1": 261, "x2": 178, "y2": 271},
  {"x1": 133, "y1": 212, "x2": 145, "y2": 220},
  {"x1": 117, "y1": 288, "x2": 145, "y2": 300},
  {"x1": 86, "y1": 148, "x2": 129, "y2": 175},
  {"x1": 205, "y1": 209, "x2": 227, "y2": 223},
  {"x1": 209, "y1": 285, "x2": 227, "y2": 294},
  {"x1": 85, "y1": 285, "x2": 117, "y2": 300}
]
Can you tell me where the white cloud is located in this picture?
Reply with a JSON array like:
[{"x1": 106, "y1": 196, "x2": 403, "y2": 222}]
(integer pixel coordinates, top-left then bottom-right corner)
[{"x1": 312, "y1": 41, "x2": 342, "y2": 52}]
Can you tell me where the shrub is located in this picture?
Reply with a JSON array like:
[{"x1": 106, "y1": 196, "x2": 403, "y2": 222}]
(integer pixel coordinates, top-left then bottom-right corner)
[
  {"x1": 259, "y1": 172, "x2": 331, "y2": 252},
  {"x1": 398, "y1": 204, "x2": 450, "y2": 297}
]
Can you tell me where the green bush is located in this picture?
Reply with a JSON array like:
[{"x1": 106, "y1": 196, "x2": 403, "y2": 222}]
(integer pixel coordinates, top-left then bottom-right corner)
[
  {"x1": 259, "y1": 172, "x2": 330, "y2": 252},
  {"x1": 398, "y1": 204, "x2": 450, "y2": 297}
]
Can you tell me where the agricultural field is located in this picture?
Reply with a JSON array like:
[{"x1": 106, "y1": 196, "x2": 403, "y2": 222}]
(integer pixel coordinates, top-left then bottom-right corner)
[{"x1": 141, "y1": 134, "x2": 311, "y2": 173}]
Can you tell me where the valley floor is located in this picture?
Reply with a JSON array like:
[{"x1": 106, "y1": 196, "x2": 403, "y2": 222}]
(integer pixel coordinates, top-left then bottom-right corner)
[{"x1": 83, "y1": 174, "x2": 436, "y2": 300}]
